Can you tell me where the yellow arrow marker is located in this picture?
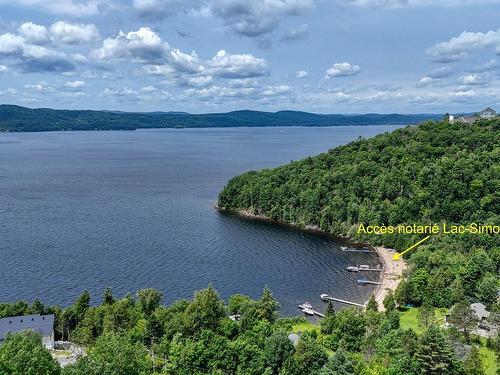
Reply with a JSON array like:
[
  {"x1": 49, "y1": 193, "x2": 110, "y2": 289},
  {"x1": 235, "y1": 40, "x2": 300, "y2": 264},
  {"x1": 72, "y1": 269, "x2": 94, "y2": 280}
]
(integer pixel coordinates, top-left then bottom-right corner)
[{"x1": 392, "y1": 236, "x2": 430, "y2": 261}]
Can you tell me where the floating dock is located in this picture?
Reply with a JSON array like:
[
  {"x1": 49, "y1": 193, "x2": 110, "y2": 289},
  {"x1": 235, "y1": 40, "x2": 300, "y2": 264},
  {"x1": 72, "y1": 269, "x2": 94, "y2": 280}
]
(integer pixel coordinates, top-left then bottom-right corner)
[
  {"x1": 357, "y1": 279, "x2": 382, "y2": 285},
  {"x1": 341, "y1": 248, "x2": 374, "y2": 253},
  {"x1": 359, "y1": 268, "x2": 384, "y2": 272},
  {"x1": 311, "y1": 310, "x2": 325, "y2": 317},
  {"x1": 320, "y1": 294, "x2": 365, "y2": 308},
  {"x1": 346, "y1": 266, "x2": 384, "y2": 272},
  {"x1": 298, "y1": 304, "x2": 325, "y2": 318}
]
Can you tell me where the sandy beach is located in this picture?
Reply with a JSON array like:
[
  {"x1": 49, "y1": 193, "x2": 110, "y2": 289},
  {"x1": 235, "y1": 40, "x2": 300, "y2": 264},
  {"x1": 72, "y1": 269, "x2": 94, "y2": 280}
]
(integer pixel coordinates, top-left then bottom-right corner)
[{"x1": 373, "y1": 246, "x2": 407, "y2": 311}]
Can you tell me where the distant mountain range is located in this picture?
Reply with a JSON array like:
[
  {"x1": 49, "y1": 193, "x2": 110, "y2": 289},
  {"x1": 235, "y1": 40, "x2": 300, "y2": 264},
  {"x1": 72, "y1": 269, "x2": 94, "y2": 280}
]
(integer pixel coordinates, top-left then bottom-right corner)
[{"x1": 0, "y1": 104, "x2": 443, "y2": 132}]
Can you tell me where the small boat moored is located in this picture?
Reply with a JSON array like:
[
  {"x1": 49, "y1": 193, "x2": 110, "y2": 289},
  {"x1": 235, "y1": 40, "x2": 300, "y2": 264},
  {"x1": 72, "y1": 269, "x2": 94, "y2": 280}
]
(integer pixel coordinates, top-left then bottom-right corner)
[
  {"x1": 346, "y1": 266, "x2": 360, "y2": 272},
  {"x1": 298, "y1": 302, "x2": 313, "y2": 309}
]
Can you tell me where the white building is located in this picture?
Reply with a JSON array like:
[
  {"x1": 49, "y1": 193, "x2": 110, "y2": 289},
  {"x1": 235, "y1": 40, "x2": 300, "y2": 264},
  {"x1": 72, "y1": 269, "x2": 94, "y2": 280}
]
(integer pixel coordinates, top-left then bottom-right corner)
[
  {"x1": 0, "y1": 314, "x2": 55, "y2": 349},
  {"x1": 479, "y1": 107, "x2": 496, "y2": 119}
]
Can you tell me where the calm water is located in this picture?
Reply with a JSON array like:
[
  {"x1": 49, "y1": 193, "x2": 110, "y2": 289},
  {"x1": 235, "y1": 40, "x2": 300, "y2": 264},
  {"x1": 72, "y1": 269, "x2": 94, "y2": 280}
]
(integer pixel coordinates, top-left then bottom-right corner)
[{"x1": 0, "y1": 126, "x2": 400, "y2": 315}]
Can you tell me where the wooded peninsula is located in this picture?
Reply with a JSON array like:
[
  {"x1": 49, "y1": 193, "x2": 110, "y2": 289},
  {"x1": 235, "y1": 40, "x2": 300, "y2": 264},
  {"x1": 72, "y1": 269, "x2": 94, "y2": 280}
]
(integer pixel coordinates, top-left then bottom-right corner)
[{"x1": 218, "y1": 118, "x2": 499, "y2": 309}]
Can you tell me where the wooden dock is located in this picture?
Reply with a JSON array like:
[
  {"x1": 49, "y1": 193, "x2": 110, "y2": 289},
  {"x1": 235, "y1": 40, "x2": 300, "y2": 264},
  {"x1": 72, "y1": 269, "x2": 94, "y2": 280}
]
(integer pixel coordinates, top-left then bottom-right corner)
[
  {"x1": 346, "y1": 266, "x2": 385, "y2": 273},
  {"x1": 298, "y1": 305, "x2": 325, "y2": 318},
  {"x1": 357, "y1": 279, "x2": 382, "y2": 285},
  {"x1": 321, "y1": 294, "x2": 365, "y2": 308},
  {"x1": 341, "y1": 248, "x2": 373, "y2": 253}
]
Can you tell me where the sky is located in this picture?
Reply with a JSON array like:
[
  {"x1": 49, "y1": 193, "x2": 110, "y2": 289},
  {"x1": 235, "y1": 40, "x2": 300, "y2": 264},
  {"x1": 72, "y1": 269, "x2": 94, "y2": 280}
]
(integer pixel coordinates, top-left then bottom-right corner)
[{"x1": 0, "y1": 0, "x2": 499, "y2": 114}]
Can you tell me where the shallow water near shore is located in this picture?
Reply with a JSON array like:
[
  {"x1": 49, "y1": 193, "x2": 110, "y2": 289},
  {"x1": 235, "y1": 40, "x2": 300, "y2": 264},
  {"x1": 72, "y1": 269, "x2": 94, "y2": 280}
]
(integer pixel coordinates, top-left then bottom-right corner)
[{"x1": 0, "y1": 126, "x2": 401, "y2": 315}]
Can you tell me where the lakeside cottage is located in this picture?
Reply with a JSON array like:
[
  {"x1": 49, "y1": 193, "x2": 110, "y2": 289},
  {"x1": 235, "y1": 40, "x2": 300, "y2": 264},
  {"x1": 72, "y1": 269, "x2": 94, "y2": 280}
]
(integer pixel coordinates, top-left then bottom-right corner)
[
  {"x1": 470, "y1": 302, "x2": 492, "y2": 332},
  {"x1": 444, "y1": 303, "x2": 496, "y2": 336},
  {"x1": 0, "y1": 314, "x2": 55, "y2": 349},
  {"x1": 480, "y1": 107, "x2": 496, "y2": 118},
  {"x1": 448, "y1": 107, "x2": 497, "y2": 124}
]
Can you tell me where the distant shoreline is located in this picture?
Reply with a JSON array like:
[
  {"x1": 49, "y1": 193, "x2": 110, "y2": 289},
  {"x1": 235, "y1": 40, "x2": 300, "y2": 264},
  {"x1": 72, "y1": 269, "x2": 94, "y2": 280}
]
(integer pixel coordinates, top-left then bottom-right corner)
[
  {"x1": 0, "y1": 123, "x2": 406, "y2": 134},
  {"x1": 216, "y1": 206, "x2": 406, "y2": 310},
  {"x1": 0, "y1": 104, "x2": 441, "y2": 133}
]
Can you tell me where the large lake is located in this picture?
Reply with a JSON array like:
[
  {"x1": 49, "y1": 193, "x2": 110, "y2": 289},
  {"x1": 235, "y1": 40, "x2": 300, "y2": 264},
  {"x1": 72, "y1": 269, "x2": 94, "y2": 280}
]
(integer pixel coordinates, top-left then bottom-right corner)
[{"x1": 0, "y1": 126, "x2": 401, "y2": 315}]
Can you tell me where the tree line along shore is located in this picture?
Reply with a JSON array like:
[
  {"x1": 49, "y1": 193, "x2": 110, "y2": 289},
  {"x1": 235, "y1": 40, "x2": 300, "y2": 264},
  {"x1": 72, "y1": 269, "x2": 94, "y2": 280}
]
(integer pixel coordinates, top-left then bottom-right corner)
[{"x1": 0, "y1": 284, "x2": 498, "y2": 374}]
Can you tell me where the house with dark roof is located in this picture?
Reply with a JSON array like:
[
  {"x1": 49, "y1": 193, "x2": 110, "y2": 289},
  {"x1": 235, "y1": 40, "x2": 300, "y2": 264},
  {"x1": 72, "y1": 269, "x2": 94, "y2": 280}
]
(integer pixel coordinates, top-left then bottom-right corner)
[
  {"x1": 479, "y1": 107, "x2": 496, "y2": 119},
  {"x1": 0, "y1": 314, "x2": 54, "y2": 349},
  {"x1": 455, "y1": 115, "x2": 477, "y2": 124}
]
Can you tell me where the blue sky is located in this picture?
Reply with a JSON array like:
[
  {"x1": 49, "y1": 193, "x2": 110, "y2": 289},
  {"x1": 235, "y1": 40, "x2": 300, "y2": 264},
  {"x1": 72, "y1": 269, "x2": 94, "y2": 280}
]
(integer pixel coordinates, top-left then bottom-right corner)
[{"x1": 0, "y1": 0, "x2": 499, "y2": 113}]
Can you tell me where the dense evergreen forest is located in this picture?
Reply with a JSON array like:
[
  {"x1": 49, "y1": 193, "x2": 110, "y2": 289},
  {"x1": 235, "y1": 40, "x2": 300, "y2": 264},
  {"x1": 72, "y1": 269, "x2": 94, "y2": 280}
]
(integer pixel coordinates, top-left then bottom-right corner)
[
  {"x1": 218, "y1": 119, "x2": 500, "y2": 308},
  {"x1": 0, "y1": 286, "x2": 498, "y2": 374},
  {"x1": 0, "y1": 104, "x2": 441, "y2": 132}
]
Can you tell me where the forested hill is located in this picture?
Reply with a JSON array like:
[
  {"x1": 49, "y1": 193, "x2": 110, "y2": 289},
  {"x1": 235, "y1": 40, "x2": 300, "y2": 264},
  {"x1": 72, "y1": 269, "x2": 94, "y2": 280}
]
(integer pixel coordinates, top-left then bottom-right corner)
[
  {"x1": 219, "y1": 118, "x2": 500, "y2": 308},
  {"x1": 0, "y1": 104, "x2": 441, "y2": 132}
]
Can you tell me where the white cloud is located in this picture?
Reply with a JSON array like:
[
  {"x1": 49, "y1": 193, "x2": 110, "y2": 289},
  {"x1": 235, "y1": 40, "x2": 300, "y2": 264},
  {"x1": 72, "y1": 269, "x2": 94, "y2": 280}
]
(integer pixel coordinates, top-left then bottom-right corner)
[
  {"x1": 168, "y1": 48, "x2": 202, "y2": 73},
  {"x1": 184, "y1": 85, "x2": 257, "y2": 100},
  {"x1": 406, "y1": 93, "x2": 442, "y2": 105},
  {"x1": 207, "y1": 50, "x2": 268, "y2": 78},
  {"x1": 296, "y1": 70, "x2": 308, "y2": 78},
  {"x1": 184, "y1": 82, "x2": 294, "y2": 103},
  {"x1": 458, "y1": 73, "x2": 489, "y2": 86},
  {"x1": 0, "y1": 88, "x2": 19, "y2": 96},
  {"x1": 17, "y1": 21, "x2": 99, "y2": 46},
  {"x1": 325, "y1": 62, "x2": 360, "y2": 77},
  {"x1": 103, "y1": 85, "x2": 170, "y2": 102},
  {"x1": 0, "y1": 33, "x2": 25, "y2": 55},
  {"x1": 228, "y1": 78, "x2": 258, "y2": 87},
  {"x1": 144, "y1": 64, "x2": 175, "y2": 76},
  {"x1": 0, "y1": 32, "x2": 75, "y2": 72},
  {"x1": 0, "y1": 65, "x2": 6, "y2": 72},
  {"x1": 140, "y1": 85, "x2": 157, "y2": 93},
  {"x1": 65, "y1": 80, "x2": 85, "y2": 88},
  {"x1": 91, "y1": 27, "x2": 168, "y2": 63},
  {"x1": 187, "y1": 75, "x2": 213, "y2": 87},
  {"x1": 448, "y1": 89, "x2": 478, "y2": 101},
  {"x1": 416, "y1": 76, "x2": 436, "y2": 87},
  {"x1": 49, "y1": 22, "x2": 99, "y2": 45},
  {"x1": 24, "y1": 82, "x2": 54, "y2": 92},
  {"x1": 19, "y1": 22, "x2": 50, "y2": 44},
  {"x1": 427, "y1": 29, "x2": 500, "y2": 62},
  {"x1": 71, "y1": 53, "x2": 88, "y2": 63},
  {"x1": 147, "y1": 49, "x2": 268, "y2": 86},
  {"x1": 103, "y1": 87, "x2": 138, "y2": 97},
  {"x1": 262, "y1": 85, "x2": 292, "y2": 96},
  {"x1": 416, "y1": 67, "x2": 453, "y2": 87}
]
